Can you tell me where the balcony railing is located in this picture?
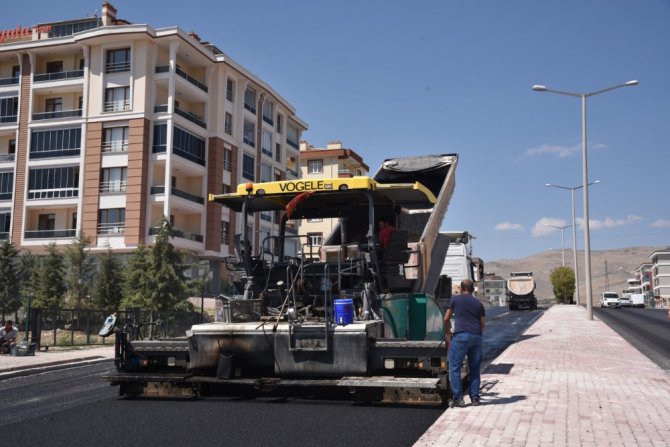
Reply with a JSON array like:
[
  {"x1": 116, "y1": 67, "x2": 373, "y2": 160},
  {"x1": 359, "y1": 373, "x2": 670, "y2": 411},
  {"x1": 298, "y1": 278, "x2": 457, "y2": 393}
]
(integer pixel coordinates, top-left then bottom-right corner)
[
  {"x1": 152, "y1": 144, "x2": 166, "y2": 154},
  {"x1": 154, "y1": 104, "x2": 168, "y2": 113},
  {"x1": 33, "y1": 70, "x2": 84, "y2": 83},
  {"x1": 262, "y1": 147, "x2": 273, "y2": 157},
  {"x1": 105, "y1": 61, "x2": 130, "y2": 74},
  {"x1": 0, "y1": 192, "x2": 12, "y2": 201},
  {"x1": 24, "y1": 229, "x2": 76, "y2": 239},
  {"x1": 28, "y1": 187, "x2": 78, "y2": 200},
  {"x1": 0, "y1": 232, "x2": 7, "y2": 240},
  {"x1": 174, "y1": 106, "x2": 206, "y2": 129},
  {"x1": 0, "y1": 154, "x2": 15, "y2": 163},
  {"x1": 155, "y1": 65, "x2": 169, "y2": 74},
  {"x1": 150, "y1": 185, "x2": 204, "y2": 204},
  {"x1": 173, "y1": 145, "x2": 206, "y2": 167},
  {"x1": 97, "y1": 223, "x2": 125, "y2": 235},
  {"x1": 32, "y1": 109, "x2": 82, "y2": 121},
  {"x1": 287, "y1": 138, "x2": 299, "y2": 150},
  {"x1": 0, "y1": 115, "x2": 17, "y2": 123},
  {"x1": 176, "y1": 66, "x2": 207, "y2": 92},
  {"x1": 99, "y1": 180, "x2": 127, "y2": 194},
  {"x1": 286, "y1": 168, "x2": 298, "y2": 178},
  {"x1": 104, "y1": 100, "x2": 131, "y2": 113},
  {"x1": 149, "y1": 226, "x2": 203, "y2": 243},
  {"x1": 244, "y1": 102, "x2": 256, "y2": 114},
  {"x1": 30, "y1": 148, "x2": 80, "y2": 159},
  {"x1": 0, "y1": 77, "x2": 19, "y2": 86},
  {"x1": 102, "y1": 140, "x2": 128, "y2": 153}
]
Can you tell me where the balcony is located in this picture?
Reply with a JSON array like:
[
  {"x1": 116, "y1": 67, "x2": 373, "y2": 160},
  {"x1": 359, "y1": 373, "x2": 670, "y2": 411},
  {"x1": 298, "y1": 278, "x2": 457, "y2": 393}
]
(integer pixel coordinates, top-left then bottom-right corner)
[
  {"x1": 287, "y1": 138, "x2": 299, "y2": 150},
  {"x1": 105, "y1": 61, "x2": 130, "y2": 74},
  {"x1": 0, "y1": 154, "x2": 15, "y2": 163},
  {"x1": 149, "y1": 226, "x2": 203, "y2": 243},
  {"x1": 154, "y1": 104, "x2": 168, "y2": 113},
  {"x1": 0, "y1": 115, "x2": 17, "y2": 124},
  {"x1": 97, "y1": 223, "x2": 125, "y2": 235},
  {"x1": 102, "y1": 140, "x2": 128, "y2": 153},
  {"x1": 30, "y1": 148, "x2": 80, "y2": 160},
  {"x1": 32, "y1": 109, "x2": 82, "y2": 121},
  {"x1": 104, "y1": 100, "x2": 131, "y2": 113},
  {"x1": 33, "y1": 70, "x2": 84, "y2": 83},
  {"x1": 24, "y1": 229, "x2": 76, "y2": 239},
  {"x1": 0, "y1": 192, "x2": 11, "y2": 201},
  {"x1": 176, "y1": 66, "x2": 207, "y2": 93},
  {"x1": 175, "y1": 106, "x2": 206, "y2": 129},
  {"x1": 99, "y1": 180, "x2": 127, "y2": 194},
  {"x1": 28, "y1": 187, "x2": 78, "y2": 200},
  {"x1": 0, "y1": 77, "x2": 18, "y2": 86},
  {"x1": 150, "y1": 186, "x2": 204, "y2": 205},
  {"x1": 155, "y1": 65, "x2": 169, "y2": 74}
]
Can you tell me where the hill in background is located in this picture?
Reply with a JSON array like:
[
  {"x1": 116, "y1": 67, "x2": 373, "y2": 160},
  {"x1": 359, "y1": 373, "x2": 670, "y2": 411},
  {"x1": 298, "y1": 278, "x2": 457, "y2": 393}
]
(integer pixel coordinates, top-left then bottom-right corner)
[{"x1": 486, "y1": 246, "x2": 660, "y2": 306}]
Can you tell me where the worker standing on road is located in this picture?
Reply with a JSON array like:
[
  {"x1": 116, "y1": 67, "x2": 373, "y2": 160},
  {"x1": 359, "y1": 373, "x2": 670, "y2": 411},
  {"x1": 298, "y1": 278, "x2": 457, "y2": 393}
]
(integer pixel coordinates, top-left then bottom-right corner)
[
  {"x1": 444, "y1": 279, "x2": 486, "y2": 408},
  {"x1": 377, "y1": 217, "x2": 395, "y2": 250}
]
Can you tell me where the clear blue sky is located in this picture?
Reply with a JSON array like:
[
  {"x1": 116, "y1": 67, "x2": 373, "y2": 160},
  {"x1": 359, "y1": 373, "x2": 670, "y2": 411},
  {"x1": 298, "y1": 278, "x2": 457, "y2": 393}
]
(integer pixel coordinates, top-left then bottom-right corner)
[{"x1": 4, "y1": 0, "x2": 669, "y2": 261}]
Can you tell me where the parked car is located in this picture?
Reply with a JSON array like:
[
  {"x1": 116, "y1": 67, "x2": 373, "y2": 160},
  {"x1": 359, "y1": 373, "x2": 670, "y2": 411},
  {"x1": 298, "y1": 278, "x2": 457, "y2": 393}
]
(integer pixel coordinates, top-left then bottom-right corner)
[
  {"x1": 600, "y1": 291, "x2": 621, "y2": 309},
  {"x1": 619, "y1": 294, "x2": 631, "y2": 307}
]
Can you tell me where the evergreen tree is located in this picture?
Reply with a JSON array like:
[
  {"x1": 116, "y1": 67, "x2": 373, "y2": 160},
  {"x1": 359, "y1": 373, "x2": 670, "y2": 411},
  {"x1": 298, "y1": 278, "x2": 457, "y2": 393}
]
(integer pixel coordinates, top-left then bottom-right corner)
[
  {"x1": 550, "y1": 266, "x2": 575, "y2": 304},
  {"x1": 92, "y1": 247, "x2": 124, "y2": 312},
  {"x1": 35, "y1": 242, "x2": 66, "y2": 309},
  {"x1": 121, "y1": 242, "x2": 152, "y2": 309},
  {"x1": 0, "y1": 240, "x2": 21, "y2": 316},
  {"x1": 64, "y1": 231, "x2": 94, "y2": 308},
  {"x1": 18, "y1": 252, "x2": 39, "y2": 304},
  {"x1": 147, "y1": 217, "x2": 194, "y2": 312}
]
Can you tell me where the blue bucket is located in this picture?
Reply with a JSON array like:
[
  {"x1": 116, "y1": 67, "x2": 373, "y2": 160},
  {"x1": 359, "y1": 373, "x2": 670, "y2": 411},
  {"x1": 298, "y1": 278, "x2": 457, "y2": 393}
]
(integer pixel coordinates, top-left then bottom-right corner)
[{"x1": 334, "y1": 298, "x2": 354, "y2": 325}]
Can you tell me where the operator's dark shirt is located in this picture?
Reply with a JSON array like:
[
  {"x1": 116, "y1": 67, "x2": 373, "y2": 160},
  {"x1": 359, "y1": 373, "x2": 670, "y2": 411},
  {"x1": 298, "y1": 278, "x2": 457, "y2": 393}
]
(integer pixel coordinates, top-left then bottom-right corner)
[{"x1": 448, "y1": 293, "x2": 486, "y2": 335}]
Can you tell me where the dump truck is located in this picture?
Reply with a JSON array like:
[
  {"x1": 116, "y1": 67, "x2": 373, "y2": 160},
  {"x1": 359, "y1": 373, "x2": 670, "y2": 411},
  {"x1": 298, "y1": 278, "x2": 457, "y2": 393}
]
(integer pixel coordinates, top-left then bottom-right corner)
[
  {"x1": 506, "y1": 272, "x2": 537, "y2": 310},
  {"x1": 103, "y1": 154, "x2": 460, "y2": 405}
]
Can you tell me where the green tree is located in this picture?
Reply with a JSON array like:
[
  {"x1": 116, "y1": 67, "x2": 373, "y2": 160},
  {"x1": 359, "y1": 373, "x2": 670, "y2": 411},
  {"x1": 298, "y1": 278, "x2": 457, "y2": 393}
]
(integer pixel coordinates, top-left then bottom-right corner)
[
  {"x1": 550, "y1": 266, "x2": 575, "y2": 304},
  {"x1": 64, "y1": 231, "x2": 94, "y2": 308},
  {"x1": 0, "y1": 240, "x2": 21, "y2": 317},
  {"x1": 92, "y1": 247, "x2": 124, "y2": 312},
  {"x1": 147, "y1": 217, "x2": 195, "y2": 312},
  {"x1": 18, "y1": 252, "x2": 39, "y2": 304},
  {"x1": 121, "y1": 242, "x2": 152, "y2": 309},
  {"x1": 34, "y1": 242, "x2": 66, "y2": 309}
]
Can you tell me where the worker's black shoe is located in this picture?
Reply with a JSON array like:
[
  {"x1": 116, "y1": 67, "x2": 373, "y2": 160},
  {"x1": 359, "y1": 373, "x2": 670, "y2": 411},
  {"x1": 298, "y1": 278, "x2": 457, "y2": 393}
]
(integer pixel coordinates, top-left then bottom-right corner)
[
  {"x1": 450, "y1": 398, "x2": 466, "y2": 408},
  {"x1": 471, "y1": 398, "x2": 481, "y2": 406}
]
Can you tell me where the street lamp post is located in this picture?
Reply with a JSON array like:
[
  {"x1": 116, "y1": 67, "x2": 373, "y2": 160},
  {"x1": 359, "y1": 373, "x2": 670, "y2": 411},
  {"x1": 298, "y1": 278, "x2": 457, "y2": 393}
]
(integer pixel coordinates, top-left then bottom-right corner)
[
  {"x1": 545, "y1": 180, "x2": 601, "y2": 307},
  {"x1": 533, "y1": 80, "x2": 638, "y2": 320},
  {"x1": 544, "y1": 223, "x2": 573, "y2": 267}
]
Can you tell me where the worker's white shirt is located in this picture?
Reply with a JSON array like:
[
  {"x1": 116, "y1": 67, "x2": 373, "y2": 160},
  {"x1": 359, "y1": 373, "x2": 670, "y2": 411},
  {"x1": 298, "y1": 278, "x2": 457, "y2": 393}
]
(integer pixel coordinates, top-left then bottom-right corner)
[{"x1": 1, "y1": 326, "x2": 18, "y2": 341}]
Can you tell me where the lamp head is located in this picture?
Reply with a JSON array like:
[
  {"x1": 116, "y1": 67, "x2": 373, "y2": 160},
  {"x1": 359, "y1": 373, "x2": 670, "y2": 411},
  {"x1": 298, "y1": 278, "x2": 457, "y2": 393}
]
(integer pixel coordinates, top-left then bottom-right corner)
[
  {"x1": 625, "y1": 80, "x2": 639, "y2": 86},
  {"x1": 532, "y1": 85, "x2": 547, "y2": 92}
]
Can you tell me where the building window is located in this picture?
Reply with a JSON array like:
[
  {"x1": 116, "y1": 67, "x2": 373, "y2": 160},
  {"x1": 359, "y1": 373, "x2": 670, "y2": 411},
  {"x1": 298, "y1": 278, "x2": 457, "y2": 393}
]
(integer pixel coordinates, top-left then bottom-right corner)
[
  {"x1": 8, "y1": 140, "x2": 15, "y2": 154},
  {"x1": 0, "y1": 172, "x2": 13, "y2": 201},
  {"x1": 307, "y1": 232, "x2": 323, "y2": 247},
  {"x1": 100, "y1": 167, "x2": 127, "y2": 193},
  {"x1": 262, "y1": 100, "x2": 274, "y2": 125},
  {"x1": 106, "y1": 48, "x2": 131, "y2": 73},
  {"x1": 152, "y1": 123, "x2": 167, "y2": 153},
  {"x1": 46, "y1": 98, "x2": 63, "y2": 113},
  {"x1": 0, "y1": 97, "x2": 17, "y2": 122},
  {"x1": 0, "y1": 211, "x2": 10, "y2": 238},
  {"x1": 287, "y1": 125, "x2": 299, "y2": 149},
  {"x1": 38, "y1": 213, "x2": 55, "y2": 231},
  {"x1": 173, "y1": 126, "x2": 206, "y2": 166},
  {"x1": 262, "y1": 129, "x2": 272, "y2": 157},
  {"x1": 242, "y1": 153, "x2": 255, "y2": 180},
  {"x1": 226, "y1": 78, "x2": 235, "y2": 102},
  {"x1": 224, "y1": 112, "x2": 233, "y2": 135},
  {"x1": 223, "y1": 148, "x2": 232, "y2": 172},
  {"x1": 244, "y1": 87, "x2": 256, "y2": 114},
  {"x1": 104, "y1": 87, "x2": 130, "y2": 112},
  {"x1": 260, "y1": 163, "x2": 272, "y2": 183},
  {"x1": 30, "y1": 128, "x2": 82, "y2": 159},
  {"x1": 275, "y1": 143, "x2": 281, "y2": 163},
  {"x1": 98, "y1": 208, "x2": 126, "y2": 234},
  {"x1": 28, "y1": 166, "x2": 79, "y2": 199},
  {"x1": 221, "y1": 220, "x2": 230, "y2": 244},
  {"x1": 222, "y1": 184, "x2": 230, "y2": 194},
  {"x1": 46, "y1": 61, "x2": 63, "y2": 73},
  {"x1": 276, "y1": 114, "x2": 282, "y2": 133},
  {"x1": 243, "y1": 119, "x2": 255, "y2": 147},
  {"x1": 308, "y1": 159, "x2": 323, "y2": 174},
  {"x1": 11, "y1": 66, "x2": 20, "y2": 78},
  {"x1": 103, "y1": 126, "x2": 129, "y2": 152}
]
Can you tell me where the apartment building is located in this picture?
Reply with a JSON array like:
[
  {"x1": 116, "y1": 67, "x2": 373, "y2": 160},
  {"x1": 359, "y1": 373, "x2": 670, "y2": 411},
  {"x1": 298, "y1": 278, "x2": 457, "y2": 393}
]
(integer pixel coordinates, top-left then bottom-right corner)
[
  {"x1": 650, "y1": 247, "x2": 670, "y2": 307},
  {"x1": 297, "y1": 141, "x2": 368, "y2": 253},
  {"x1": 0, "y1": 3, "x2": 307, "y2": 291}
]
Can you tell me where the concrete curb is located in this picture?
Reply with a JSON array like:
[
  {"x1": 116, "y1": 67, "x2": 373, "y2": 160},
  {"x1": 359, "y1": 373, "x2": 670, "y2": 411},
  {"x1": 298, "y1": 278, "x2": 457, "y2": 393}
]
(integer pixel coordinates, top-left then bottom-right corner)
[{"x1": 0, "y1": 356, "x2": 113, "y2": 380}]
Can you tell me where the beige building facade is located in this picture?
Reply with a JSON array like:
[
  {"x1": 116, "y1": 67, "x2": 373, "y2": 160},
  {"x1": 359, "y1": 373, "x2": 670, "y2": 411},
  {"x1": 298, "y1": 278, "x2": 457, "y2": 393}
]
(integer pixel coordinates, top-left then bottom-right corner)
[
  {"x1": 0, "y1": 3, "x2": 307, "y2": 291},
  {"x1": 297, "y1": 141, "x2": 368, "y2": 252}
]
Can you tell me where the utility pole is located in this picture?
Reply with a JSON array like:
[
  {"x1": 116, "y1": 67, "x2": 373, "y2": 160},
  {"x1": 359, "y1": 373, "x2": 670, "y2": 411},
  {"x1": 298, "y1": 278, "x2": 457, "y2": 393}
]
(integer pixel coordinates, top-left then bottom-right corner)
[{"x1": 604, "y1": 259, "x2": 610, "y2": 291}]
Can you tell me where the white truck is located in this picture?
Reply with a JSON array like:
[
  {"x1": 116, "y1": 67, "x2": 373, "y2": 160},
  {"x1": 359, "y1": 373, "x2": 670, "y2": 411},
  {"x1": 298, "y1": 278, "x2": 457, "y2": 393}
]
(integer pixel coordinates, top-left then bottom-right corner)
[
  {"x1": 439, "y1": 231, "x2": 483, "y2": 295},
  {"x1": 506, "y1": 272, "x2": 537, "y2": 310},
  {"x1": 629, "y1": 293, "x2": 645, "y2": 308}
]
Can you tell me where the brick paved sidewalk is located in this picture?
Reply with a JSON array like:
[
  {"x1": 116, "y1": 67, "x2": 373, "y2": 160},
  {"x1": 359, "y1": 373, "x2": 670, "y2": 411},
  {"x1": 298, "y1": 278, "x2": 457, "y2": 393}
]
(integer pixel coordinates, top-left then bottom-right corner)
[
  {"x1": 415, "y1": 305, "x2": 670, "y2": 447},
  {"x1": 0, "y1": 345, "x2": 114, "y2": 378}
]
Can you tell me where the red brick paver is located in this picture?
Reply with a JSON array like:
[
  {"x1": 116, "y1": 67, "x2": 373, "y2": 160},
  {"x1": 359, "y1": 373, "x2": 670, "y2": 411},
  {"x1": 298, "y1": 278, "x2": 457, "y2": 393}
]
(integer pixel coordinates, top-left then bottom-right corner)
[{"x1": 415, "y1": 305, "x2": 670, "y2": 447}]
